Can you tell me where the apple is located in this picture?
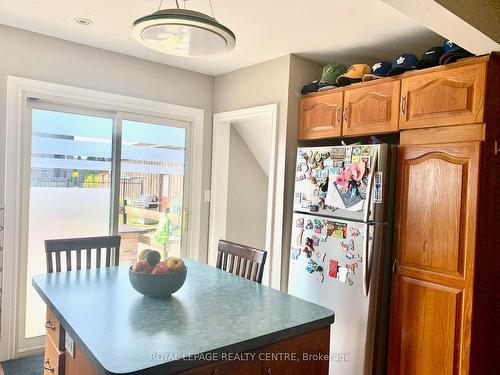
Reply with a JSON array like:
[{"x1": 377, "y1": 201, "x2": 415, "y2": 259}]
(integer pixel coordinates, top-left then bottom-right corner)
[
  {"x1": 151, "y1": 263, "x2": 171, "y2": 274},
  {"x1": 138, "y1": 249, "x2": 151, "y2": 261},
  {"x1": 145, "y1": 250, "x2": 161, "y2": 267},
  {"x1": 165, "y1": 256, "x2": 185, "y2": 273}
]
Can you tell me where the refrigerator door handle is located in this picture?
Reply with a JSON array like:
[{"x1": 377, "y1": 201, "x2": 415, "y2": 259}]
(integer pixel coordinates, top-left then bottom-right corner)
[
  {"x1": 363, "y1": 151, "x2": 379, "y2": 223},
  {"x1": 362, "y1": 224, "x2": 375, "y2": 297}
]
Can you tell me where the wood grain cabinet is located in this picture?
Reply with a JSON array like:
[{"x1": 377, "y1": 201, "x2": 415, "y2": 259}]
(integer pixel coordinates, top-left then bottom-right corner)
[
  {"x1": 342, "y1": 79, "x2": 400, "y2": 136},
  {"x1": 298, "y1": 91, "x2": 343, "y2": 140},
  {"x1": 400, "y1": 62, "x2": 486, "y2": 129},
  {"x1": 388, "y1": 141, "x2": 480, "y2": 375}
]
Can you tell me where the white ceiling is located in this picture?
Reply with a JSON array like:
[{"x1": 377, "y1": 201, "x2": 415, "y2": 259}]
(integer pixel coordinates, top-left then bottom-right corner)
[{"x1": 0, "y1": 0, "x2": 443, "y2": 76}]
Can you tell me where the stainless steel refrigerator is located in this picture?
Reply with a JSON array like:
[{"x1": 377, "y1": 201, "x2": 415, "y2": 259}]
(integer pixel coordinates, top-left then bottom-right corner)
[{"x1": 288, "y1": 143, "x2": 395, "y2": 375}]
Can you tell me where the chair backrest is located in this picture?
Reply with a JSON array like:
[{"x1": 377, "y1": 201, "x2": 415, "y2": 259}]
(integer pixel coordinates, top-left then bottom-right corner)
[
  {"x1": 45, "y1": 235, "x2": 121, "y2": 273},
  {"x1": 216, "y1": 240, "x2": 267, "y2": 284}
]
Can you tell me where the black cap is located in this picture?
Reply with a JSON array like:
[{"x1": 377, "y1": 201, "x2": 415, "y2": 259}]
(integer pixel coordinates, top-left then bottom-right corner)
[{"x1": 416, "y1": 47, "x2": 444, "y2": 69}]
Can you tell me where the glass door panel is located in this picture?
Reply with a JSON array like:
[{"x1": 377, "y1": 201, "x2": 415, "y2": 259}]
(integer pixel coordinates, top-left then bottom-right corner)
[
  {"x1": 118, "y1": 118, "x2": 187, "y2": 264},
  {"x1": 22, "y1": 104, "x2": 113, "y2": 345}
]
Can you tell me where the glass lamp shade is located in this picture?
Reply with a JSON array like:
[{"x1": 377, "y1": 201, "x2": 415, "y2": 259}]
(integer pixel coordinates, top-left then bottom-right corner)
[{"x1": 132, "y1": 9, "x2": 236, "y2": 56}]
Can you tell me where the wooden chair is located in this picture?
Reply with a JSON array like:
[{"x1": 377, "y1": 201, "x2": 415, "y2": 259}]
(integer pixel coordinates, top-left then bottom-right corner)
[
  {"x1": 216, "y1": 240, "x2": 267, "y2": 284},
  {"x1": 45, "y1": 235, "x2": 121, "y2": 273}
]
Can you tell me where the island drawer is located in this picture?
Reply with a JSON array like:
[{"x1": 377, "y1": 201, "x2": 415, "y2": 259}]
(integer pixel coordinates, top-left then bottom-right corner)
[
  {"x1": 44, "y1": 336, "x2": 64, "y2": 375},
  {"x1": 46, "y1": 308, "x2": 65, "y2": 351}
]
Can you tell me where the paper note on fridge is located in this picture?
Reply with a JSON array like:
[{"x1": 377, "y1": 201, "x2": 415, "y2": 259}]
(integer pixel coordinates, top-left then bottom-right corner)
[{"x1": 337, "y1": 266, "x2": 349, "y2": 283}]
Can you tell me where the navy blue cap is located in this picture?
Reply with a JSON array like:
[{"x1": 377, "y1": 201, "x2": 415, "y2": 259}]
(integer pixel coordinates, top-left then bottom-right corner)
[
  {"x1": 439, "y1": 40, "x2": 473, "y2": 65},
  {"x1": 387, "y1": 54, "x2": 419, "y2": 76},
  {"x1": 362, "y1": 61, "x2": 392, "y2": 82}
]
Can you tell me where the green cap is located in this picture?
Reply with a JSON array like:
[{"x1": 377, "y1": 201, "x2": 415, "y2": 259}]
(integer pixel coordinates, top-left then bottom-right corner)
[{"x1": 320, "y1": 63, "x2": 348, "y2": 85}]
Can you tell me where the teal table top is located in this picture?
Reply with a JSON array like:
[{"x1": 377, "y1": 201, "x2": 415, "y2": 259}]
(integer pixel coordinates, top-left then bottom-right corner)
[{"x1": 32, "y1": 259, "x2": 334, "y2": 374}]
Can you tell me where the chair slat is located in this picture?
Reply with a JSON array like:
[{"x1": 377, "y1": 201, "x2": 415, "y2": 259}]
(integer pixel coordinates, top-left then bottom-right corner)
[
  {"x1": 216, "y1": 251, "x2": 222, "y2": 269},
  {"x1": 55, "y1": 252, "x2": 61, "y2": 272},
  {"x1": 66, "y1": 251, "x2": 72, "y2": 271},
  {"x1": 76, "y1": 250, "x2": 82, "y2": 271},
  {"x1": 46, "y1": 253, "x2": 53, "y2": 273},
  {"x1": 105, "y1": 247, "x2": 111, "y2": 267},
  {"x1": 86, "y1": 249, "x2": 92, "y2": 269},
  {"x1": 228, "y1": 254, "x2": 235, "y2": 273},
  {"x1": 245, "y1": 262, "x2": 253, "y2": 280},
  {"x1": 240, "y1": 259, "x2": 248, "y2": 277},
  {"x1": 96, "y1": 248, "x2": 101, "y2": 268},
  {"x1": 250, "y1": 262, "x2": 258, "y2": 281},
  {"x1": 222, "y1": 252, "x2": 228, "y2": 271},
  {"x1": 114, "y1": 246, "x2": 120, "y2": 266},
  {"x1": 235, "y1": 256, "x2": 241, "y2": 275}
]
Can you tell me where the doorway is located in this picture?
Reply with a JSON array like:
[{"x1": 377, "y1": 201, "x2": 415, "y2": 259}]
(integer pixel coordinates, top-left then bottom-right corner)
[{"x1": 209, "y1": 104, "x2": 280, "y2": 287}]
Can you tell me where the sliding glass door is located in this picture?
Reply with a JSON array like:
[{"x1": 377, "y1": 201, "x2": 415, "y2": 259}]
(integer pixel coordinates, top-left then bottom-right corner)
[{"x1": 18, "y1": 101, "x2": 190, "y2": 352}]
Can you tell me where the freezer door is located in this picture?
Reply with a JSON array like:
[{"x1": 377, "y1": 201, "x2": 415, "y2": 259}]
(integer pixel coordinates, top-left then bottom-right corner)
[
  {"x1": 293, "y1": 145, "x2": 390, "y2": 222},
  {"x1": 288, "y1": 213, "x2": 388, "y2": 375}
]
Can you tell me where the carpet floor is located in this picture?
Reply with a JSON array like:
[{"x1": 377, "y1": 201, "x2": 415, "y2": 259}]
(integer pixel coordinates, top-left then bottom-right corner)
[{"x1": 1, "y1": 353, "x2": 43, "y2": 375}]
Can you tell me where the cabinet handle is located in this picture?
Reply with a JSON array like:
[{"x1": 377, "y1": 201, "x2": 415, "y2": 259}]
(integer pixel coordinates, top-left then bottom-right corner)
[
  {"x1": 400, "y1": 95, "x2": 407, "y2": 116},
  {"x1": 43, "y1": 359, "x2": 55, "y2": 373},
  {"x1": 392, "y1": 259, "x2": 397, "y2": 278},
  {"x1": 45, "y1": 320, "x2": 56, "y2": 331},
  {"x1": 267, "y1": 368, "x2": 272, "y2": 375},
  {"x1": 336, "y1": 107, "x2": 341, "y2": 126},
  {"x1": 343, "y1": 106, "x2": 348, "y2": 124}
]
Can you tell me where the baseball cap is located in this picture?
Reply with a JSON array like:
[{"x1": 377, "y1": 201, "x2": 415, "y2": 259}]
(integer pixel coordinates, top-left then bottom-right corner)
[
  {"x1": 336, "y1": 64, "x2": 372, "y2": 86},
  {"x1": 439, "y1": 40, "x2": 473, "y2": 65},
  {"x1": 301, "y1": 80, "x2": 320, "y2": 95},
  {"x1": 319, "y1": 63, "x2": 348, "y2": 88},
  {"x1": 387, "y1": 54, "x2": 419, "y2": 76},
  {"x1": 416, "y1": 47, "x2": 444, "y2": 69},
  {"x1": 362, "y1": 61, "x2": 392, "y2": 82}
]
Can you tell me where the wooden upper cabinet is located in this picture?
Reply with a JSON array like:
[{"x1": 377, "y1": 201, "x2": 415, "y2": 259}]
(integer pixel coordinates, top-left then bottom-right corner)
[
  {"x1": 298, "y1": 91, "x2": 343, "y2": 140},
  {"x1": 388, "y1": 141, "x2": 480, "y2": 375},
  {"x1": 342, "y1": 80, "x2": 400, "y2": 136},
  {"x1": 400, "y1": 62, "x2": 486, "y2": 129}
]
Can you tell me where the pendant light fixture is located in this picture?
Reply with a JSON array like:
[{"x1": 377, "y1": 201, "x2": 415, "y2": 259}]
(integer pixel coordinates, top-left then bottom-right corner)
[{"x1": 132, "y1": 0, "x2": 235, "y2": 57}]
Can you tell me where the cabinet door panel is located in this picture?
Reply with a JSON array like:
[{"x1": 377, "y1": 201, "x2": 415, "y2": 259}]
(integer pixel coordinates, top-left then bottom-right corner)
[
  {"x1": 343, "y1": 80, "x2": 400, "y2": 135},
  {"x1": 388, "y1": 142, "x2": 480, "y2": 375},
  {"x1": 400, "y1": 63, "x2": 486, "y2": 129},
  {"x1": 299, "y1": 92, "x2": 342, "y2": 139}
]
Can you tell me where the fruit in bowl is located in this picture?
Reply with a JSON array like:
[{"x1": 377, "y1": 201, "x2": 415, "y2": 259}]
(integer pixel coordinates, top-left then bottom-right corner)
[{"x1": 129, "y1": 253, "x2": 187, "y2": 298}]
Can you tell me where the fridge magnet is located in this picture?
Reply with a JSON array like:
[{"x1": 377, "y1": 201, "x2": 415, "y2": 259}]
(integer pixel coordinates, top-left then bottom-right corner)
[
  {"x1": 340, "y1": 239, "x2": 355, "y2": 253},
  {"x1": 320, "y1": 234, "x2": 328, "y2": 242},
  {"x1": 313, "y1": 219, "x2": 322, "y2": 231},
  {"x1": 361, "y1": 156, "x2": 371, "y2": 168},
  {"x1": 328, "y1": 259, "x2": 339, "y2": 278},
  {"x1": 318, "y1": 272, "x2": 325, "y2": 283},
  {"x1": 313, "y1": 188, "x2": 320, "y2": 196},
  {"x1": 355, "y1": 253, "x2": 363, "y2": 262},
  {"x1": 295, "y1": 192, "x2": 301, "y2": 205},
  {"x1": 346, "y1": 277, "x2": 354, "y2": 286},
  {"x1": 309, "y1": 205, "x2": 319, "y2": 212},
  {"x1": 345, "y1": 147, "x2": 352, "y2": 162},
  {"x1": 306, "y1": 259, "x2": 320, "y2": 273},
  {"x1": 346, "y1": 262, "x2": 358, "y2": 274},
  {"x1": 314, "y1": 250, "x2": 325, "y2": 262},
  {"x1": 295, "y1": 229, "x2": 304, "y2": 246},
  {"x1": 351, "y1": 155, "x2": 361, "y2": 163},
  {"x1": 373, "y1": 171, "x2": 383, "y2": 204},
  {"x1": 306, "y1": 150, "x2": 313, "y2": 160},
  {"x1": 310, "y1": 177, "x2": 317, "y2": 185},
  {"x1": 352, "y1": 146, "x2": 362, "y2": 157},
  {"x1": 295, "y1": 217, "x2": 304, "y2": 228},
  {"x1": 305, "y1": 237, "x2": 314, "y2": 248},
  {"x1": 328, "y1": 167, "x2": 342, "y2": 176},
  {"x1": 291, "y1": 247, "x2": 301, "y2": 260},
  {"x1": 361, "y1": 146, "x2": 370, "y2": 156},
  {"x1": 337, "y1": 266, "x2": 349, "y2": 283},
  {"x1": 350, "y1": 227, "x2": 361, "y2": 237},
  {"x1": 331, "y1": 147, "x2": 346, "y2": 160},
  {"x1": 313, "y1": 151, "x2": 320, "y2": 162},
  {"x1": 300, "y1": 163, "x2": 309, "y2": 172},
  {"x1": 318, "y1": 199, "x2": 326, "y2": 209},
  {"x1": 321, "y1": 152, "x2": 331, "y2": 159},
  {"x1": 303, "y1": 246, "x2": 312, "y2": 258},
  {"x1": 312, "y1": 236, "x2": 320, "y2": 247},
  {"x1": 332, "y1": 223, "x2": 347, "y2": 238},
  {"x1": 305, "y1": 219, "x2": 313, "y2": 229},
  {"x1": 295, "y1": 174, "x2": 306, "y2": 182},
  {"x1": 301, "y1": 200, "x2": 310, "y2": 209},
  {"x1": 324, "y1": 159, "x2": 334, "y2": 168},
  {"x1": 345, "y1": 251, "x2": 355, "y2": 260}
]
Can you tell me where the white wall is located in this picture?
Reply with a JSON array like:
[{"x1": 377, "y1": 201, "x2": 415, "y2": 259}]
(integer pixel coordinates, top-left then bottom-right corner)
[
  {"x1": 226, "y1": 128, "x2": 268, "y2": 250},
  {"x1": 0, "y1": 24, "x2": 214, "y2": 265},
  {"x1": 214, "y1": 54, "x2": 322, "y2": 290}
]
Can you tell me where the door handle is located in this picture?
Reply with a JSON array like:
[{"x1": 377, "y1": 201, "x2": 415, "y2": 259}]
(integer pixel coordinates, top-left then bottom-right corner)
[
  {"x1": 392, "y1": 259, "x2": 397, "y2": 278},
  {"x1": 362, "y1": 224, "x2": 374, "y2": 298},
  {"x1": 45, "y1": 320, "x2": 56, "y2": 331},
  {"x1": 343, "y1": 106, "x2": 348, "y2": 124},
  {"x1": 400, "y1": 95, "x2": 407, "y2": 116},
  {"x1": 336, "y1": 107, "x2": 341, "y2": 126},
  {"x1": 43, "y1": 359, "x2": 55, "y2": 373}
]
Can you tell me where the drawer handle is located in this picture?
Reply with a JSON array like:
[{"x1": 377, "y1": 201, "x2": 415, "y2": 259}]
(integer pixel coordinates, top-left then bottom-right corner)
[
  {"x1": 400, "y1": 95, "x2": 407, "y2": 116},
  {"x1": 45, "y1": 320, "x2": 56, "y2": 331},
  {"x1": 44, "y1": 359, "x2": 55, "y2": 373}
]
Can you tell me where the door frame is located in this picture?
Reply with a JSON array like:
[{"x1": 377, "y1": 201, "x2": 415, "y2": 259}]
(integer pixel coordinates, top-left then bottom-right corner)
[
  {"x1": 1, "y1": 76, "x2": 205, "y2": 360},
  {"x1": 208, "y1": 104, "x2": 281, "y2": 289}
]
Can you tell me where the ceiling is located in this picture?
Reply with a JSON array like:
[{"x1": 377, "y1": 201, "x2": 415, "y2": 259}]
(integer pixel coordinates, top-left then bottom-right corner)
[{"x1": 0, "y1": 0, "x2": 443, "y2": 76}]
